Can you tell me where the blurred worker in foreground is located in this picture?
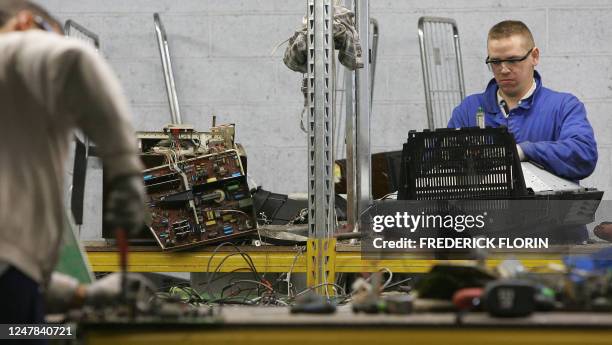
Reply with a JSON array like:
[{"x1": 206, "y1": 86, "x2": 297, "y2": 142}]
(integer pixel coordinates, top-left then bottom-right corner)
[
  {"x1": 449, "y1": 20, "x2": 597, "y2": 182},
  {"x1": 448, "y1": 20, "x2": 598, "y2": 243},
  {"x1": 0, "y1": 0, "x2": 147, "y2": 326}
]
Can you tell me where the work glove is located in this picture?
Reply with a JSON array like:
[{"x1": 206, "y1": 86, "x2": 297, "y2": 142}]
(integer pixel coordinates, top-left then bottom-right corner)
[
  {"x1": 45, "y1": 272, "x2": 81, "y2": 313},
  {"x1": 85, "y1": 272, "x2": 155, "y2": 308},
  {"x1": 104, "y1": 174, "x2": 146, "y2": 236}
]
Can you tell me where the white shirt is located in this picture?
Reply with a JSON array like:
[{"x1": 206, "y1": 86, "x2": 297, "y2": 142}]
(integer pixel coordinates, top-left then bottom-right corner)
[{"x1": 497, "y1": 79, "x2": 537, "y2": 118}]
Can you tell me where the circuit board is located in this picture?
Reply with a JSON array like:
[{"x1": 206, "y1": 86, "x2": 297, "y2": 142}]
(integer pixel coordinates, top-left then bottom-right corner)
[{"x1": 143, "y1": 149, "x2": 255, "y2": 251}]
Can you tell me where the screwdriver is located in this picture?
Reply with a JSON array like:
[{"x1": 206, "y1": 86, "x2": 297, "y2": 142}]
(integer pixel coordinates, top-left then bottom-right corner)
[{"x1": 115, "y1": 228, "x2": 131, "y2": 315}]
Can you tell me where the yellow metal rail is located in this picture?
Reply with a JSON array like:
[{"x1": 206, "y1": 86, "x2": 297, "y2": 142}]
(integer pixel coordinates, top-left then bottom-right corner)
[
  {"x1": 87, "y1": 249, "x2": 306, "y2": 273},
  {"x1": 86, "y1": 246, "x2": 563, "y2": 273}
]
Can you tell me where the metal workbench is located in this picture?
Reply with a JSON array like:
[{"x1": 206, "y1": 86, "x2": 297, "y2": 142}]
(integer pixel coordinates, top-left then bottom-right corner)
[{"x1": 74, "y1": 307, "x2": 612, "y2": 345}]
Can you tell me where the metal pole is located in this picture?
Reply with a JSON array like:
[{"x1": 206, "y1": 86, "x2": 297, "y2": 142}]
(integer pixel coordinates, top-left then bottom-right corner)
[
  {"x1": 154, "y1": 13, "x2": 182, "y2": 125},
  {"x1": 453, "y1": 23, "x2": 466, "y2": 100},
  {"x1": 345, "y1": 69, "x2": 357, "y2": 231},
  {"x1": 370, "y1": 18, "x2": 378, "y2": 108},
  {"x1": 418, "y1": 17, "x2": 434, "y2": 130},
  {"x1": 355, "y1": 0, "x2": 371, "y2": 221},
  {"x1": 307, "y1": 0, "x2": 334, "y2": 239},
  {"x1": 345, "y1": 11, "x2": 377, "y2": 233},
  {"x1": 306, "y1": 0, "x2": 335, "y2": 294}
]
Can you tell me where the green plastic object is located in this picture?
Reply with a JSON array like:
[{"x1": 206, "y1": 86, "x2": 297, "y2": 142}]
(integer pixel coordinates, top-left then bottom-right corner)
[{"x1": 54, "y1": 211, "x2": 94, "y2": 284}]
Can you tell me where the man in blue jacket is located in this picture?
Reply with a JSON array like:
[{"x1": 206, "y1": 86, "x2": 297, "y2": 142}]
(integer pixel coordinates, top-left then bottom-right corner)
[
  {"x1": 448, "y1": 20, "x2": 597, "y2": 243},
  {"x1": 448, "y1": 20, "x2": 597, "y2": 182}
]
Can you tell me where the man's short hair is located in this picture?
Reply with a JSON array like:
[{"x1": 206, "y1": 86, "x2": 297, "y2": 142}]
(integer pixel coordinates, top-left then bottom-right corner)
[
  {"x1": 488, "y1": 20, "x2": 535, "y2": 49},
  {"x1": 0, "y1": 0, "x2": 62, "y2": 33}
]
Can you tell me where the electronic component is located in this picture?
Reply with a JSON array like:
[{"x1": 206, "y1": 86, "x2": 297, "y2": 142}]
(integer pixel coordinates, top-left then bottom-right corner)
[
  {"x1": 144, "y1": 149, "x2": 256, "y2": 251},
  {"x1": 136, "y1": 123, "x2": 240, "y2": 165},
  {"x1": 103, "y1": 123, "x2": 249, "y2": 242}
]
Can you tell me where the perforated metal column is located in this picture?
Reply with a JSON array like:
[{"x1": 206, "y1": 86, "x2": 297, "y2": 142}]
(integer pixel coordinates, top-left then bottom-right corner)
[{"x1": 306, "y1": 0, "x2": 335, "y2": 293}]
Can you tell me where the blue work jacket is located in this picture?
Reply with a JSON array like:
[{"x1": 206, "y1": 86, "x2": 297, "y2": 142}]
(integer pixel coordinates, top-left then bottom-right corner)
[{"x1": 448, "y1": 71, "x2": 597, "y2": 181}]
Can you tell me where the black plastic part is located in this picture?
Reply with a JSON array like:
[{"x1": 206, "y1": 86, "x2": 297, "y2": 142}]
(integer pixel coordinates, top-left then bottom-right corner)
[
  {"x1": 484, "y1": 279, "x2": 536, "y2": 317},
  {"x1": 252, "y1": 188, "x2": 348, "y2": 225},
  {"x1": 252, "y1": 188, "x2": 307, "y2": 225},
  {"x1": 291, "y1": 294, "x2": 337, "y2": 314},
  {"x1": 71, "y1": 136, "x2": 87, "y2": 225},
  {"x1": 398, "y1": 127, "x2": 527, "y2": 200},
  {"x1": 384, "y1": 150, "x2": 403, "y2": 193},
  {"x1": 70, "y1": 136, "x2": 99, "y2": 226},
  {"x1": 159, "y1": 190, "x2": 194, "y2": 204}
]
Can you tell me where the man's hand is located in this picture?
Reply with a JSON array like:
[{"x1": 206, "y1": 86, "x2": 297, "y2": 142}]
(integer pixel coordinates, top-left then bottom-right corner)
[
  {"x1": 46, "y1": 272, "x2": 82, "y2": 313},
  {"x1": 85, "y1": 272, "x2": 155, "y2": 307},
  {"x1": 104, "y1": 174, "x2": 146, "y2": 236}
]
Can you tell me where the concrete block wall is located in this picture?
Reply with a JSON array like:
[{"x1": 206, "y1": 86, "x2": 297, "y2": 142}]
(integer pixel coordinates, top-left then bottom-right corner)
[{"x1": 37, "y1": 0, "x2": 612, "y2": 238}]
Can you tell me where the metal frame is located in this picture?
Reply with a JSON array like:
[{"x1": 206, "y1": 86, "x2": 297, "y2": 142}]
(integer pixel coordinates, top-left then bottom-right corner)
[
  {"x1": 345, "y1": 11, "x2": 376, "y2": 233},
  {"x1": 418, "y1": 17, "x2": 465, "y2": 130},
  {"x1": 306, "y1": 0, "x2": 335, "y2": 293},
  {"x1": 64, "y1": 19, "x2": 100, "y2": 49},
  {"x1": 305, "y1": 0, "x2": 374, "y2": 291},
  {"x1": 64, "y1": 20, "x2": 100, "y2": 229},
  {"x1": 154, "y1": 13, "x2": 183, "y2": 125}
]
